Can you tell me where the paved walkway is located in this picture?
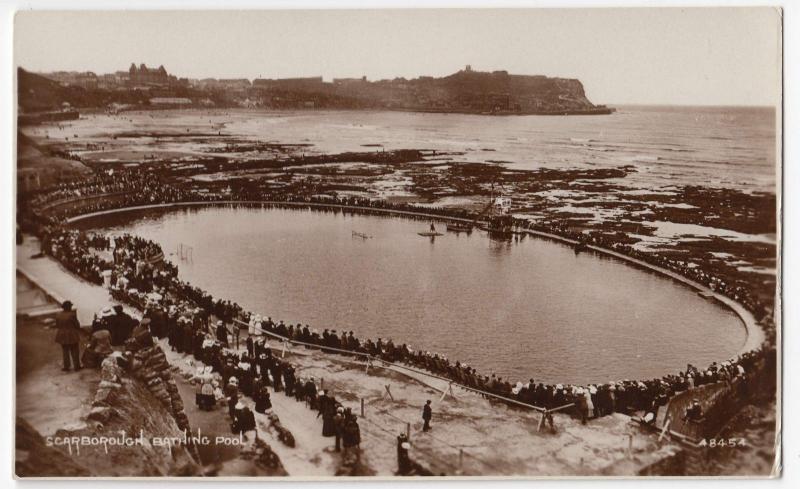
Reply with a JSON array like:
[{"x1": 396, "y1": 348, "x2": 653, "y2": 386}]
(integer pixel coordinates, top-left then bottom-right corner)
[
  {"x1": 17, "y1": 236, "x2": 137, "y2": 325},
  {"x1": 16, "y1": 314, "x2": 101, "y2": 437},
  {"x1": 16, "y1": 245, "x2": 102, "y2": 438}
]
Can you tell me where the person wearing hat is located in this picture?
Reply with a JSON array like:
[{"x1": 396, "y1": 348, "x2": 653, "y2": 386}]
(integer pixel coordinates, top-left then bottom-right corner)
[
  {"x1": 248, "y1": 316, "x2": 256, "y2": 336},
  {"x1": 254, "y1": 382, "x2": 272, "y2": 414},
  {"x1": 683, "y1": 398, "x2": 705, "y2": 438},
  {"x1": 200, "y1": 374, "x2": 216, "y2": 411},
  {"x1": 232, "y1": 403, "x2": 256, "y2": 438},
  {"x1": 145, "y1": 303, "x2": 167, "y2": 339},
  {"x1": 109, "y1": 304, "x2": 135, "y2": 346},
  {"x1": 216, "y1": 320, "x2": 229, "y2": 347},
  {"x1": 225, "y1": 377, "x2": 239, "y2": 420},
  {"x1": 342, "y1": 409, "x2": 361, "y2": 456},
  {"x1": 684, "y1": 399, "x2": 704, "y2": 423},
  {"x1": 55, "y1": 300, "x2": 82, "y2": 371},
  {"x1": 246, "y1": 334, "x2": 255, "y2": 358},
  {"x1": 396, "y1": 433, "x2": 411, "y2": 475},
  {"x1": 283, "y1": 364, "x2": 296, "y2": 397},
  {"x1": 81, "y1": 326, "x2": 113, "y2": 369},
  {"x1": 270, "y1": 360, "x2": 284, "y2": 392},
  {"x1": 317, "y1": 390, "x2": 331, "y2": 430},
  {"x1": 333, "y1": 406, "x2": 345, "y2": 452},
  {"x1": 422, "y1": 400, "x2": 433, "y2": 432},
  {"x1": 230, "y1": 401, "x2": 244, "y2": 431},
  {"x1": 132, "y1": 318, "x2": 154, "y2": 347},
  {"x1": 294, "y1": 376, "x2": 306, "y2": 403},
  {"x1": 93, "y1": 307, "x2": 114, "y2": 333}
]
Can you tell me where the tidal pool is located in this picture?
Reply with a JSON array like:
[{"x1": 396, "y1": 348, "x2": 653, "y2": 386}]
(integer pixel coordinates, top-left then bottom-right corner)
[{"x1": 79, "y1": 204, "x2": 747, "y2": 385}]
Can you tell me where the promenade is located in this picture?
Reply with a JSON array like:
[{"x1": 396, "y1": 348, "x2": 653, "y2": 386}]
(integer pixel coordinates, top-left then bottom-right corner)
[{"x1": 17, "y1": 236, "x2": 137, "y2": 325}]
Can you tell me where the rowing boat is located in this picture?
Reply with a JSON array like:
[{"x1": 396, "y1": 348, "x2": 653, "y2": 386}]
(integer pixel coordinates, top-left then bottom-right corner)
[
  {"x1": 446, "y1": 223, "x2": 473, "y2": 233},
  {"x1": 417, "y1": 232, "x2": 443, "y2": 237}
]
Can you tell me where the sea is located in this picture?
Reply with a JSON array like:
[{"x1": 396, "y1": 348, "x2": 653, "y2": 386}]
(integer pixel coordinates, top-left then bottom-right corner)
[{"x1": 45, "y1": 105, "x2": 778, "y2": 193}]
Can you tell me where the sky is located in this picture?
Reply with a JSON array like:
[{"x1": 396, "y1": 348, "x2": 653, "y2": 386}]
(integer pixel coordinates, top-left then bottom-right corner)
[{"x1": 14, "y1": 8, "x2": 782, "y2": 106}]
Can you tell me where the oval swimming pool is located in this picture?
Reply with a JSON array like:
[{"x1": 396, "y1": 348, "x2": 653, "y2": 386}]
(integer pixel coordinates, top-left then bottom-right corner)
[{"x1": 76, "y1": 203, "x2": 747, "y2": 385}]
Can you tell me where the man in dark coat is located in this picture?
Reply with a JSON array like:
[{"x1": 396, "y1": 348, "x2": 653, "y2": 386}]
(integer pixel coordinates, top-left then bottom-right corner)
[
  {"x1": 225, "y1": 377, "x2": 239, "y2": 420},
  {"x1": 317, "y1": 390, "x2": 330, "y2": 419},
  {"x1": 109, "y1": 305, "x2": 135, "y2": 346},
  {"x1": 254, "y1": 384, "x2": 272, "y2": 414},
  {"x1": 342, "y1": 410, "x2": 361, "y2": 455},
  {"x1": 284, "y1": 365, "x2": 296, "y2": 396},
  {"x1": 150, "y1": 306, "x2": 167, "y2": 339},
  {"x1": 422, "y1": 400, "x2": 433, "y2": 432},
  {"x1": 320, "y1": 396, "x2": 338, "y2": 437},
  {"x1": 270, "y1": 362, "x2": 284, "y2": 392},
  {"x1": 305, "y1": 377, "x2": 318, "y2": 407},
  {"x1": 55, "y1": 300, "x2": 82, "y2": 371},
  {"x1": 246, "y1": 335, "x2": 255, "y2": 358},
  {"x1": 232, "y1": 405, "x2": 257, "y2": 438},
  {"x1": 396, "y1": 433, "x2": 411, "y2": 474},
  {"x1": 216, "y1": 320, "x2": 229, "y2": 347}
]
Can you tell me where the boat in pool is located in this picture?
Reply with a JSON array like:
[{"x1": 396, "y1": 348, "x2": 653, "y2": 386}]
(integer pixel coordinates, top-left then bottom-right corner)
[
  {"x1": 446, "y1": 222, "x2": 473, "y2": 233},
  {"x1": 474, "y1": 196, "x2": 514, "y2": 240}
]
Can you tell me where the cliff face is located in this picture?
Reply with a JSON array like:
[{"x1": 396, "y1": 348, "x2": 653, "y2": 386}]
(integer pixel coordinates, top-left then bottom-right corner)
[
  {"x1": 16, "y1": 345, "x2": 201, "y2": 477},
  {"x1": 430, "y1": 69, "x2": 595, "y2": 112},
  {"x1": 312, "y1": 69, "x2": 604, "y2": 113}
]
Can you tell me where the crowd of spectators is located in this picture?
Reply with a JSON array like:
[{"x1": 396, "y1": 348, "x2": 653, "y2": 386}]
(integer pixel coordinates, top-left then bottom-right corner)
[
  {"x1": 41, "y1": 223, "x2": 776, "y2": 426},
  {"x1": 60, "y1": 228, "x2": 364, "y2": 456}
]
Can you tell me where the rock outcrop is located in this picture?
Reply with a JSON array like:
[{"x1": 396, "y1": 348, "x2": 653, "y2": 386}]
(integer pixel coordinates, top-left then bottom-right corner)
[
  {"x1": 124, "y1": 333, "x2": 193, "y2": 435},
  {"x1": 16, "y1": 333, "x2": 202, "y2": 477}
]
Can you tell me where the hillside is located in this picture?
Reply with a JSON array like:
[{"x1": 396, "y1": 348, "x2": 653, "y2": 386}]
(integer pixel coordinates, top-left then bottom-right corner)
[
  {"x1": 260, "y1": 68, "x2": 611, "y2": 114},
  {"x1": 18, "y1": 68, "x2": 151, "y2": 112}
]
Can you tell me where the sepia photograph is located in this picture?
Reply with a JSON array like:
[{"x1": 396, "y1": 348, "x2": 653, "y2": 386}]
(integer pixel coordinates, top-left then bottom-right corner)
[{"x1": 10, "y1": 5, "x2": 783, "y2": 480}]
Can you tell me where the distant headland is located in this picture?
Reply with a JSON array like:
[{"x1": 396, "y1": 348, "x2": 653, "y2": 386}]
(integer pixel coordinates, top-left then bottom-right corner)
[{"x1": 18, "y1": 64, "x2": 614, "y2": 116}]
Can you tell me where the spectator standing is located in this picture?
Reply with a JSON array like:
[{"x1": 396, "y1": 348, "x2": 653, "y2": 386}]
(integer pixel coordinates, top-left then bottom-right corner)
[
  {"x1": 422, "y1": 400, "x2": 433, "y2": 432},
  {"x1": 54, "y1": 300, "x2": 82, "y2": 371}
]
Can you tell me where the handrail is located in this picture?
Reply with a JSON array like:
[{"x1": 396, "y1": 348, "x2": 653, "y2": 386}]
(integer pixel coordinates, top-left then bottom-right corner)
[
  {"x1": 38, "y1": 190, "x2": 133, "y2": 212},
  {"x1": 232, "y1": 318, "x2": 549, "y2": 413}
]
